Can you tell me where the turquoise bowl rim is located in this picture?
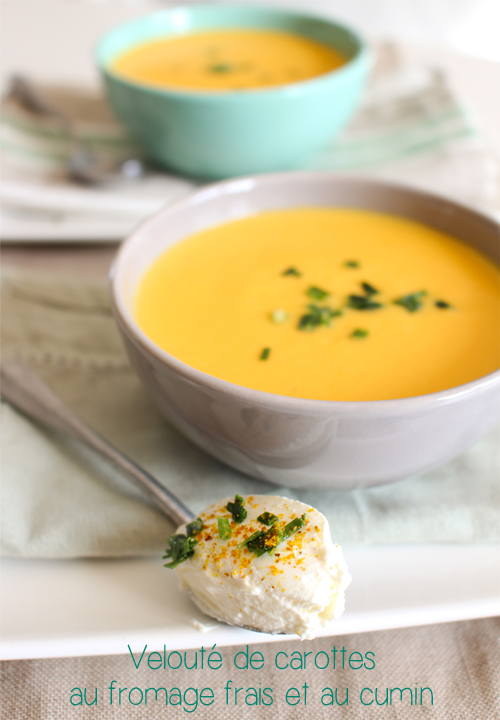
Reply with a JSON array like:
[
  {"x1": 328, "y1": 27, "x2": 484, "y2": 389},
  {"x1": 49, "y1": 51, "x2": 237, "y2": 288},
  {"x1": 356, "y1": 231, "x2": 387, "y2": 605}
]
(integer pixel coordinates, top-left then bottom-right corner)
[{"x1": 95, "y1": 3, "x2": 371, "y2": 101}]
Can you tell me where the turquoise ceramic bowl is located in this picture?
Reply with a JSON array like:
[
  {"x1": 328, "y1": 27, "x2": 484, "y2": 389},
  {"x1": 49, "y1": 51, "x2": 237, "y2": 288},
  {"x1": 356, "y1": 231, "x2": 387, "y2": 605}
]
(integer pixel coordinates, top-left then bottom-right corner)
[{"x1": 96, "y1": 4, "x2": 371, "y2": 179}]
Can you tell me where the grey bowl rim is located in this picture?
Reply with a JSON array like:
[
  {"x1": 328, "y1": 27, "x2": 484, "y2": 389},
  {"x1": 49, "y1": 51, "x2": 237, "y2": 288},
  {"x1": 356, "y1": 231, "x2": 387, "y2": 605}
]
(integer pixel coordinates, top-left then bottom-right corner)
[{"x1": 110, "y1": 170, "x2": 500, "y2": 416}]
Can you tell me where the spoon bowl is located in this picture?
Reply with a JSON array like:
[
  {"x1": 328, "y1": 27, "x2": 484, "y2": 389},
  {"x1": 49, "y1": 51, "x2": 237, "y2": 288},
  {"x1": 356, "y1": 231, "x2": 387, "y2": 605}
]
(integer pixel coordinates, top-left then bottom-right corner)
[{"x1": 0, "y1": 361, "x2": 350, "y2": 638}]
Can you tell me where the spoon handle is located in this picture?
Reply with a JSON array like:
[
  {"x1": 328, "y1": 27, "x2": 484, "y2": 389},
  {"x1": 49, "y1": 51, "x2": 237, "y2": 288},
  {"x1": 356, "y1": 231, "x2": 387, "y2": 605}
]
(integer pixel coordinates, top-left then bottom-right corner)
[{"x1": 1, "y1": 361, "x2": 195, "y2": 527}]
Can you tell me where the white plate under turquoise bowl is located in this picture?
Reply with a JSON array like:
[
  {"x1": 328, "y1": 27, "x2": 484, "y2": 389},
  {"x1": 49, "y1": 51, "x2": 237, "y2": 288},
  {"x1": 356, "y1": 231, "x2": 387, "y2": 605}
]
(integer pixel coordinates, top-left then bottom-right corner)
[{"x1": 96, "y1": 4, "x2": 370, "y2": 179}]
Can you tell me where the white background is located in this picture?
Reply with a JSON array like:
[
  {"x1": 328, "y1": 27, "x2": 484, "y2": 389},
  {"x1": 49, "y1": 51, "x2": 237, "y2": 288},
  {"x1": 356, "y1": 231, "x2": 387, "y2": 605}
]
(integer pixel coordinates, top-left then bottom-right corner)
[{"x1": 1, "y1": 0, "x2": 500, "y2": 90}]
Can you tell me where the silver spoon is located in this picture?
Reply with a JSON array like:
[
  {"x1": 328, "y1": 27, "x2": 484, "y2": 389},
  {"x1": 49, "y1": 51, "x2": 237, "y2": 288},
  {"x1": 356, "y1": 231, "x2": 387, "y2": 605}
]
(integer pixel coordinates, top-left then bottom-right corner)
[
  {"x1": 0, "y1": 360, "x2": 193, "y2": 527},
  {"x1": 0, "y1": 360, "x2": 275, "y2": 633},
  {"x1": 1, "y1": 360, "x2": 343, "y2": 636},
  {"x1": 7, "y1": 75, "x2": 145, "y2": 186}
]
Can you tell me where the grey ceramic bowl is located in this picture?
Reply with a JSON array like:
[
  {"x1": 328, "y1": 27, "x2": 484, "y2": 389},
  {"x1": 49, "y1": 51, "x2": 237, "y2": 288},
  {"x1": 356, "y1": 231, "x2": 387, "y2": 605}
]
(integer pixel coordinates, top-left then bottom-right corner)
[{"x1": 110, "y1": 173, "x2": 500, "y2": 490}]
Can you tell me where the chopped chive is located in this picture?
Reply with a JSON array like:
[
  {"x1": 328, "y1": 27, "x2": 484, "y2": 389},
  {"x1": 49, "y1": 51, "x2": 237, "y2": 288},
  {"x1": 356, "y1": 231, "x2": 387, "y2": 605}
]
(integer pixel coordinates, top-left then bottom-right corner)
[
  {"x1": 238, "y1": 530, "x2": 264, "y2": 548},
  {"x1": 282, "y1": 514, "x2": 307, "y2": 541},
  {"x1": 347, "y1": 294, "x2": 383, "y2": 310},
  {"x1": 260, "y1": 347, "x2": 271, "y2": 360},
  {"x1": 217, "y1": 517, "x2": 232, "y2": 540},
  {"x1": 344, "y1": 260, "x2": 360, "y2": 269},
  {"x1": 209, "y1": 63, "x2": 232, "y2": 73},
  {"x1": 435, "y1": 300, "x2": 451, "y2": 309},
  {"x1": 298, "y1": 312, "x2": 318, "y2": 331},
  {"x1": 393, "y1": 291, "x2": 427, "y2": 313},
  {"x1": 244, "y1": 514, "x2": 307, "y2": 558},
  {"x1": 163, "y1": 533, "x2": 198, "y2": 569},
  {"x1": 307, "y1": 305, "x2": 342, "y2": 326},
  {"x1": 186, "y1": 518, "x2": 203, "y2": 536},
  {"x1": 226, "y1": 494, "x2": 247, "y2": 523},
  {"x1": 306, "y1": 304, "x2": 341, "y2": 316},
  {"x1": 350, "y1": 328, "x2": 369, "y2": 339},
  {"x1": 245, "y1": 525, "x2": 281, "y2": 557},
  {"x1": 361, "y1": 281, "x2": 379, "y2": 296},
  {"x1": 257, "y1": 511, "x2": 279, "y2": 526},
  {"x1": 298, "y1": 304, "x2": 341, "y2": 331},
  {"x1": 306, "y1": 286, "x2": 330, "y2": 301},
  {"x1": 282, "y1": 267, "x2": 301, "y2": 277},
  {"x1": 270, "y1": 309, "x2": 288, "y2": 324}
]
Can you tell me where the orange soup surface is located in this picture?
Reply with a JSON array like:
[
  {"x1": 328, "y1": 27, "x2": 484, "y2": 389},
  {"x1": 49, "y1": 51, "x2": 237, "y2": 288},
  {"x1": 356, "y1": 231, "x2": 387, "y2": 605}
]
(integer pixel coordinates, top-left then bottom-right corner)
[
  {"x1": 111, "y1": 29, "x2": 346, "y2": 91},
  {"x1": 135, "y1": 208, "x2": 500, "y2": 401}
]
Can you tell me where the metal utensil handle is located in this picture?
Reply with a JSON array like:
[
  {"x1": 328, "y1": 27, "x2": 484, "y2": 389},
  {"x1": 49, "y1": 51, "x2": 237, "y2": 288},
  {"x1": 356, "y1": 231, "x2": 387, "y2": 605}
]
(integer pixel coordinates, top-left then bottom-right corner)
[{"x1": 1, "y1": 361, "x2": 194, "y2": 527}]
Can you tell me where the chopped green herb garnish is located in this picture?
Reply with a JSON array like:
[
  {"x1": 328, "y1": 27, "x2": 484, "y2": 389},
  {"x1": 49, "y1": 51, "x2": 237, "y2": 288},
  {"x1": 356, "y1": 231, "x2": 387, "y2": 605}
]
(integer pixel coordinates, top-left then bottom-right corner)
[
  {"x1": 393, "y1": 291, "x2": 427, "y2": 313},
  {"x1": 257, "y1": 511, "x2": 279, "y2": 526},
  {"x1": 226, "y1": 494, "x2": 247, "y2": 523},
  {"x1": 350, "y1": 328, "x2": 369, "y2": 339},
  {"x1": 186, "y1": 518, "x2": 203, "y2": 536},
  {"x1": 344, "y1": 260, "x2": 360, "y2": 269},
  {"x1": 245, "y1": 525, "x2": 281, "y2": 556},
  {"x1": 282, "y1": 514, "x2": 307, "y2": 541},
  {"x1": 282, "y1": 267, "x2": 301, "y2": 277},
  {"x1": 260, "y1": 347, "x2": 271, "y2": 360},
  {"x1": 298, "y1": 312, "x2": 319, "y2": 331},
  {"x1": 242, "y1": 514, "x2": 307, "y2": 557},
  {"x1": 209, "y1": 63, "x2": 232, "y2": 73},
  {"x1": 435, "y1": 300, "x2": 451, "y2": 309},
  {"x1": 307, "y1": 304, "x2": 342, "y2": 318},
  {"x1": 163, "y1": 533, "x2": 198, "y2": 569},
  {"x1": 308, "y1": 305, "x2": 341, "y2": 326},
  {"x1": 238, "y1": 529, "x2": 264, "y2": 548},
  {"x1": 270, "y1": 309, "x2": 288, "y2": 324},
  {"x1": 217, "y1": 517, "x2": 232, "y2": 540},
  {"x1": 347, "y1": 294, "x2": 383, "y2": 310},
  {"x1": 306, "y1": 286, "x2": 330, "y2": 301},
  {"x1": 298, "y1": 304, "x2": 341, "y2": 331},
  {"x1": 361, "y1": 282, "x2": 379, "y2": 296}
]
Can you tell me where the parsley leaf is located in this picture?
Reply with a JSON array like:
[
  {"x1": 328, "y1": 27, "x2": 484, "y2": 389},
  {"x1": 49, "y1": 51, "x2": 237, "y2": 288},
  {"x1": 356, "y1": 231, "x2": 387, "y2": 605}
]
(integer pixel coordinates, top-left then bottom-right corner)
[
  {"x1": 186, "y1": 518, "x2": 203, "y2": 536},
  {"x1": 350, "y1": 328, "x2": 369, "y2": 339},
  {"x1": 347, "y1": 294, "x2": 383, "y2": 310},
  {"x1": 282, "y1": 267, "x2": 302, "y2": 277},
  {"x1": 257, "y1": 512, "x2": 279, "y2": 526},
  {"x1": 163, "y1": 533, "x2": 198, "y2": 569},
  {"x1": 227, "y1": 494, "x2": 247, "y2": 523},
  {"x1": 393, "y1": 291, "x2": 427, "y2": 312},
  {"x1": 306, "y1": 286, "x2": 330, "y2": 301}
]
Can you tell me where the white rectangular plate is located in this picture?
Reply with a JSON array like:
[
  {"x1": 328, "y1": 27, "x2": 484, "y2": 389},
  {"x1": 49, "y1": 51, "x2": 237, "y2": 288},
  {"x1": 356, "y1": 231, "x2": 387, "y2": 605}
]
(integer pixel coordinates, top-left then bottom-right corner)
[{"x1": 1, "y1": 544, "x2": 499, "y2": 660}]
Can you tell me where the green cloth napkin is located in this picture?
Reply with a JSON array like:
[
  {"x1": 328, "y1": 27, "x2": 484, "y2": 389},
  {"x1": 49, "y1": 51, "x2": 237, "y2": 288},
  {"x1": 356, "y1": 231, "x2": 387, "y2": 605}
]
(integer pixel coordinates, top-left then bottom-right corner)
[{"x1": 1, "y1": 274, "x2": 499, "y2": 558}]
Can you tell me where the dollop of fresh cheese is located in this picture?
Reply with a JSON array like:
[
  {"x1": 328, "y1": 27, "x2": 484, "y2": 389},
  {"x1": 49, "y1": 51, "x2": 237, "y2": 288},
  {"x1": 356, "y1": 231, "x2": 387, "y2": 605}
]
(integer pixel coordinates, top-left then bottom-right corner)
[{"x1": 174, "y1": 495, "x2": 351, "y2": 639}]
